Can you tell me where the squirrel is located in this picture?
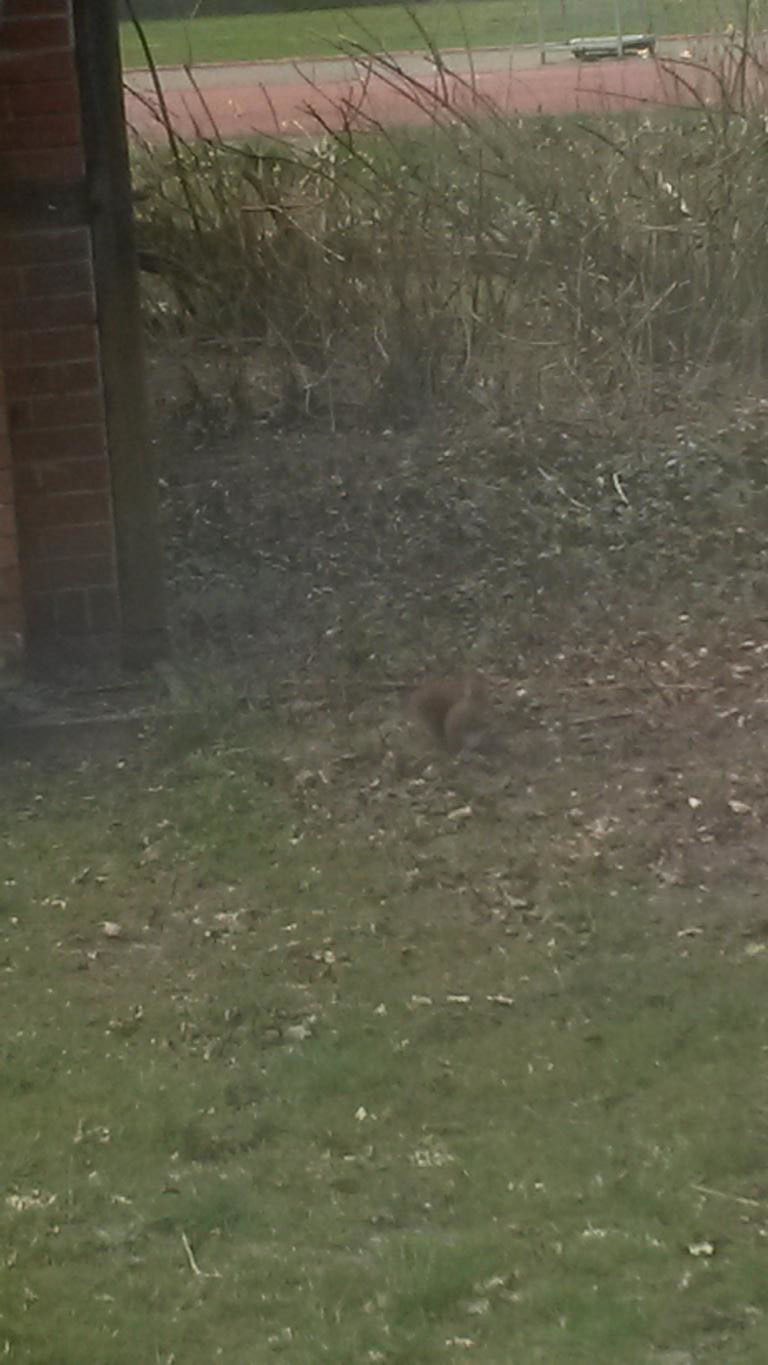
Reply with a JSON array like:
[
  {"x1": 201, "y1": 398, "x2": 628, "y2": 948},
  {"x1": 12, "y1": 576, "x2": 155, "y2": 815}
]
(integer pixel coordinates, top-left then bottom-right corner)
[{"x1": 407, "y1": 671, "x2": 491, "y2": 753}]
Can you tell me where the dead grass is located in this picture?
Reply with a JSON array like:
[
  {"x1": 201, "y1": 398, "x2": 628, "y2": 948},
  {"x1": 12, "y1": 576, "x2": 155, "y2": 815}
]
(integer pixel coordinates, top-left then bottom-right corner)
[{"x1": 131, "y1": 27, "x2": 768, "y2": 431}]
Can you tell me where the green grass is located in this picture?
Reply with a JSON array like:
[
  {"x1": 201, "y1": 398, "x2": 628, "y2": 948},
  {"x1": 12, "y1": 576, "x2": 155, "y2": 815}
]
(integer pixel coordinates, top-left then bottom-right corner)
[
  {"x1": 119, "y1": 0, "x2": 734, "y2": 68},
  {"x1": 2, "y1": 700, "x2": 768, "y2": 1363}
]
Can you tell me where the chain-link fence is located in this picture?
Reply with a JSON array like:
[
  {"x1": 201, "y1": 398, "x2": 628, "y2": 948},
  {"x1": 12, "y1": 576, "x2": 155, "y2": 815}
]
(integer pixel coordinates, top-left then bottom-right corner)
[
  {"x1": 538, "y1": 0, "x2": 653, "y2": 60},
  {"x1": 536, "y1": 0, "x2": 758, "y2": 61}
]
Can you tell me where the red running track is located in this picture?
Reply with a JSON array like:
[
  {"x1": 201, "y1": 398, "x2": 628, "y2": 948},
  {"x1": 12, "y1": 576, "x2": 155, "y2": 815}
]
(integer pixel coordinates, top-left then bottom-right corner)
[{"x1": 124, "y1": 54, "x2": 725, "y2": 142}]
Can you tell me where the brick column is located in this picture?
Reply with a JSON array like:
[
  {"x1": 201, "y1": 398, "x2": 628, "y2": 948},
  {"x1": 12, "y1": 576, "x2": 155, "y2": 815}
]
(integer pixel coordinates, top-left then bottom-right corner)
[
  {"x1": 0, "y1": 0, "x2": 165, "y2": 664},
  {"x1": 0, "y1": 0, "x2": 121, "y2": 654}
]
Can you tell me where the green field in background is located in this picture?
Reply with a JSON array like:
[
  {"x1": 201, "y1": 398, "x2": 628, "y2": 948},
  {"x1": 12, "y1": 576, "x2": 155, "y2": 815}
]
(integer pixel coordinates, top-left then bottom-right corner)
[{"x1": 120, "y1": 0, "x2": 732, "y2": 67}]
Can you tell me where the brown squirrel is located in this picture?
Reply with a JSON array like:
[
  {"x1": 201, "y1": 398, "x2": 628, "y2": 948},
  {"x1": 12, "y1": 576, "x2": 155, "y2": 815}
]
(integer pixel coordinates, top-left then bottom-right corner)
[{"x1": 408, "y1": 671, "x2": 491, "y2": 753}]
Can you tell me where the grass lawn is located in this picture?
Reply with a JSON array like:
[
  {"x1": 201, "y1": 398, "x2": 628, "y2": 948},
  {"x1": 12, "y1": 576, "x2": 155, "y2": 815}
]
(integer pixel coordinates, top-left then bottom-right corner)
[
  {"x1": 3, "y1": 687, "x2": 768, "y2": 1363},
  {"x1": 120, "y1": 0, "x2": 731, "y2": 68}
]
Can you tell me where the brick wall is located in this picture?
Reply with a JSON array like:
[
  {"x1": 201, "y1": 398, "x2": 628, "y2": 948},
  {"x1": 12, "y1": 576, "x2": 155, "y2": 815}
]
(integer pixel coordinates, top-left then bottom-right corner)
[{"x1": 0, "y1": 0, "x2": 121, "y2": 652}]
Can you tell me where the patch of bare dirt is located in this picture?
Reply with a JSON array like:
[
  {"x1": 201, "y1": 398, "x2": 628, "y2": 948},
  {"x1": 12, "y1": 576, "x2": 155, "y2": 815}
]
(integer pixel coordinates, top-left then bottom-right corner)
[
  {"x1": 270, "y1": 620, "x2": 768, "y2": 937},
  {"x1": 135, "y1": 392, "x2": 768, "y2": 916}
]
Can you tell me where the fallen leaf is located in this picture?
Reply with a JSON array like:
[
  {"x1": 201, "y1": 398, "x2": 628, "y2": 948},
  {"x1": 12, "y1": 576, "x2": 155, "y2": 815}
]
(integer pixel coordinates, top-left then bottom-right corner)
[
  {"x1": 447, "y1": 805, "x2": 473, "y2": 822},
  {"x1": 687, "y1": 1239, "x2": 715, "y2": 1257},
  {"x1": 465, "y1": 1298, "x2": 490, "y2": 1315}
]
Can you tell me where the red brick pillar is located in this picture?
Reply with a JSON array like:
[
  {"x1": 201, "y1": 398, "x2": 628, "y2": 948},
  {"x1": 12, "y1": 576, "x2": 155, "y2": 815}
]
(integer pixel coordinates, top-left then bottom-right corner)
[
  {"x1": 0, "y1": 0, "x2": 151, "y2": 661},
  {"x1": 0, "y1": 0, "x2": 121, "y2": 654}
]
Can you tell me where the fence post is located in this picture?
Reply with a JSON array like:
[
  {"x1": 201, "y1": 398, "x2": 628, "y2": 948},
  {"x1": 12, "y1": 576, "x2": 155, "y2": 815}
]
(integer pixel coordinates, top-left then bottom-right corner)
[{"x1": 614, "y1": 0, "x2": 624, "y2": 56}]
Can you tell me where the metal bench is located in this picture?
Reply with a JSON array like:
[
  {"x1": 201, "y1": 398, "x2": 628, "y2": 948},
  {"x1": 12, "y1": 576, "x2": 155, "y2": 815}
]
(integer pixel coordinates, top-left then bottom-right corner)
[{"x1": 567, "y1": 33, "x2": 656, "y2": 60}]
